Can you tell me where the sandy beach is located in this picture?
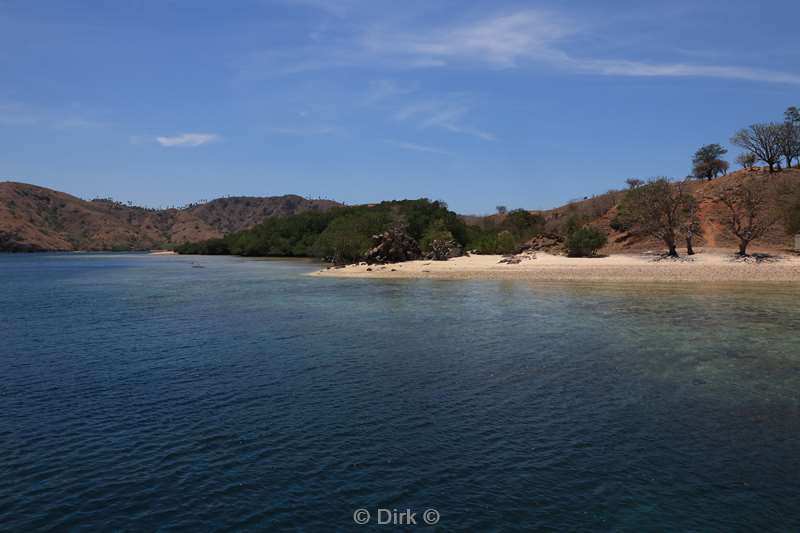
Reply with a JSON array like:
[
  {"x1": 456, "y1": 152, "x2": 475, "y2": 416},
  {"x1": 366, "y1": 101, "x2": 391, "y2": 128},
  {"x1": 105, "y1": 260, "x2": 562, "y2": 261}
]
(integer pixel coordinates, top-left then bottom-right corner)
[{"x1": 312, "y1": 251, "x2": 800, "y2": 283}]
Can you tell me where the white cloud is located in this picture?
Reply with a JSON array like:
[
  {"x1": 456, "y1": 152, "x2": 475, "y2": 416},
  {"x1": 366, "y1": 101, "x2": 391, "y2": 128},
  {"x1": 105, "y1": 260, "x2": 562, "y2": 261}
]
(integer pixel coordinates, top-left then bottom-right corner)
[
  {"x1": 362, "y1": 10, "x2": 573, "y2": 68},
  {"x1": 156, "y1": 133, "x2": 220, "y2": 147},
  {"x1": 260, "y1": 7, "x2": 800, "y2": 85},
  {"x1": 576, "y1": 59, "x2": 800, "y2": 84}
]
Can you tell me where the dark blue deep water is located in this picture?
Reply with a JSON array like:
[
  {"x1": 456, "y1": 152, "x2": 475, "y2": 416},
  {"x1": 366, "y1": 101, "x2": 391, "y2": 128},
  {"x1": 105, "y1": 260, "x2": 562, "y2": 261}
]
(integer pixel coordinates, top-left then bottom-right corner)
[{"x1": 2, "y1": 253, "x2": 800, "y2": 532}]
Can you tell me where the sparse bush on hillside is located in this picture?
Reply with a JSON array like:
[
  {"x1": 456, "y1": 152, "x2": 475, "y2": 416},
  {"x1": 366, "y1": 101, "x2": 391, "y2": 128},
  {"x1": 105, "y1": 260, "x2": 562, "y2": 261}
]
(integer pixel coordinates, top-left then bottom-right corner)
[
  {"x1": 566, "y1": 227, "x2": 607, "y2": 257},
  {"x1": 562, "y1": 213, "x2": 588, "y2": 237},
  {"x1": 609, "y1": 215, "x2": 626, "y2": 232},
  {"x1": 503, "y1": 209, "x2": 545, "y2": 239}
]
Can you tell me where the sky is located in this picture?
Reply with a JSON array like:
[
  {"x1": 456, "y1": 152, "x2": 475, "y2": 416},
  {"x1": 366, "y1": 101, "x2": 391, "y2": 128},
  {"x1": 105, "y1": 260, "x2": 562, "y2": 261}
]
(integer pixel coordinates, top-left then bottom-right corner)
[{"x1": 1, "y1": 0, "x2": 799, "y2": 214}]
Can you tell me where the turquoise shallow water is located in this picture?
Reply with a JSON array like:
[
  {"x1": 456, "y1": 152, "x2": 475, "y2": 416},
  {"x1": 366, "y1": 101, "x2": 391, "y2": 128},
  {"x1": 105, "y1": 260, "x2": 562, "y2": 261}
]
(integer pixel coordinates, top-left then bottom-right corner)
[{"x1": 1, "y1": 253, "x2": 799, "y2": 531}]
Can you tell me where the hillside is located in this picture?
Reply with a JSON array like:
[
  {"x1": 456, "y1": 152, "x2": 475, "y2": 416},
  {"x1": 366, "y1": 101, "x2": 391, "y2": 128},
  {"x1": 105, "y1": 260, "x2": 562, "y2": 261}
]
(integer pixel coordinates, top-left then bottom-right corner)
[
  {"x1": 0, "y1": 182, "x2": 340, "y2": 251},
  {"x1": 4, "y1": 169, "x2": 798, "y2": 255},
  {"x1": 542, "y1": 169, "x2": 800, "y2": 253},
  {"x1": 537, "y1": 168, "x2": 800, "y2": 254}
]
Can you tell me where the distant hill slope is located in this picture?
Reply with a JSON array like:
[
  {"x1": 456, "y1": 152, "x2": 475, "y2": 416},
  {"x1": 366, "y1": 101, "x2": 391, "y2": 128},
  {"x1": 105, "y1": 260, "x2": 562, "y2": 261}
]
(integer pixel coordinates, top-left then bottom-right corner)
[{"x1": 0, "y1": 182, "x2": 340, "y2": 251}]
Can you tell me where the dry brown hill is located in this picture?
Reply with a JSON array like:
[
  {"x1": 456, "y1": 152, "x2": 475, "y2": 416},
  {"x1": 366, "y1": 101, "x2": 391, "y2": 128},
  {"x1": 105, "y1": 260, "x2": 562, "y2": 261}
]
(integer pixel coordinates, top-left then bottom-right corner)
[
  {"x1": 540, "y1": 168, "x2": 800, "y2": 254},
  {"x1": 0, "y1": 182, "x2": 340, "y2": 251}
]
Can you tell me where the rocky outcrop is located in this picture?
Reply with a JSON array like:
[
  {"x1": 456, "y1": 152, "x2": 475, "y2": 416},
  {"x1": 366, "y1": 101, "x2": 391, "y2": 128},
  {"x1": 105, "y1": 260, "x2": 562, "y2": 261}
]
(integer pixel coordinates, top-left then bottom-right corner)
[
  {"x1": 425, "y1": 239, "x2": 463, "y2": 261},
  {"x1": 365, "y1": 225, "x2": 421, "y2": 264},
  {"x1": 522, "y1": 233, "x2": 566, "y2": 255}
]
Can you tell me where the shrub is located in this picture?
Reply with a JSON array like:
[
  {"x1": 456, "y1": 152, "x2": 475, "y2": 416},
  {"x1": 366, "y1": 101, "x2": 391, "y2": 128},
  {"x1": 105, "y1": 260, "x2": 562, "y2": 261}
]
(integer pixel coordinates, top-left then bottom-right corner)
[
  {"x1": 496, "y1": 230, "x2": 517, "y2": 254},
  {"x1": 566, "y1": 226, "x2": 607, "y2": 257},
  {"x1": 609, "y1": 215, "x2": 626, "y2": 232},
  {"x1": 420, "y1": 219, "x2": 454, "y2": 252}
]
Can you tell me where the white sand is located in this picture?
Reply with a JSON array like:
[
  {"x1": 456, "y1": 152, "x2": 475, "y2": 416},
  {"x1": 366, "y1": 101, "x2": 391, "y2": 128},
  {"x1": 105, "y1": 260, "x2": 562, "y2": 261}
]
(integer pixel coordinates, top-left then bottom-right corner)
[{"x1": 311, "y1": 251, "x2": 800, "y2": 283}]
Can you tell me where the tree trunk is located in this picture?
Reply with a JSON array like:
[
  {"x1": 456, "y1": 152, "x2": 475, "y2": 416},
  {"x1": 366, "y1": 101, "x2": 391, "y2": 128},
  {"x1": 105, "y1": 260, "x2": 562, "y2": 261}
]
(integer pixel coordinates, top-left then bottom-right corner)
[
  {"x1": 668, "y1": 244, "x2": 678, "y2": 257},
  {"x1": 738, "y1": 240, "x2": 749, "y2": 256},
  {"x1": 768, "y1": 162, "x2": 775, "y2": 173},
  {"x1": 686, "y1": 237, "x2": 695, "y2": 255}
]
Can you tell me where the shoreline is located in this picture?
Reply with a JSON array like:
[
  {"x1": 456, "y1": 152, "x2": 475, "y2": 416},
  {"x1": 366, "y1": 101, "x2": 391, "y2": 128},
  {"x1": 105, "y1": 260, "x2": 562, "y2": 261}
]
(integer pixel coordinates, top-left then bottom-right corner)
[{"x1": 311, "y1": 251, "x2": 800, "y2": 283}]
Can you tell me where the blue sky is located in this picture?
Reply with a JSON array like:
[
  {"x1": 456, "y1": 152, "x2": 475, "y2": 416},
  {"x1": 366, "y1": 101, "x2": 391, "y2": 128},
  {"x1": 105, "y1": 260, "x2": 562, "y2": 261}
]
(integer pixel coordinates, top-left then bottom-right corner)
[{"x1": 1, "y1": 0, "x2": 799, "y2": 213}]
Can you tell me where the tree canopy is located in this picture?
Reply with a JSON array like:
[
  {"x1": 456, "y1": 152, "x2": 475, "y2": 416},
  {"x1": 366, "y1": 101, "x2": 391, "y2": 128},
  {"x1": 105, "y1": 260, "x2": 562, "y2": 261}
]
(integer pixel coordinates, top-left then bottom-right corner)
[{"x1": 692, "y1": 143, "x2": 729, "y2": 180}]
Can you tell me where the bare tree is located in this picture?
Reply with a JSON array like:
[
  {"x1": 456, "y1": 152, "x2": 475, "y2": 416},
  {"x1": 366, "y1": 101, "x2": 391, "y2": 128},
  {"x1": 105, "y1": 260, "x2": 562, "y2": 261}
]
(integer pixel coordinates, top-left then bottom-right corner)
[
  {"x1": 786, "y1": 106, "x2": 800, "y2": 126},
  {"x1": 777, "y1": 122, "x2": 800, "y2": 168},
  {"x1": 736, "y1": 152, "x2": 757, "y2": 170},
  {"x1": 619, "y1": 178, "x2": 697, "y2": 257},
  {"x1": 731, "y1": 123, "x2": 783, "y2": 173},
  {"x1": 625, "y1": 178, "x2": 644, "y2": 189},
  {"x1": 718, "y1": 179, "x2": 779, "y2": 256},
  {"x1": 682, "y1": 200, "x2": 702, "y2": 255}
]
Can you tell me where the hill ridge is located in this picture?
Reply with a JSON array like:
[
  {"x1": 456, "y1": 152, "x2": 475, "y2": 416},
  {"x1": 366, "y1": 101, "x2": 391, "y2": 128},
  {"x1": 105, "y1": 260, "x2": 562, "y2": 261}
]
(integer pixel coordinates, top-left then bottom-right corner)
[{"x1": 0, "y1": 181, "x2": 341, "y2": 251}]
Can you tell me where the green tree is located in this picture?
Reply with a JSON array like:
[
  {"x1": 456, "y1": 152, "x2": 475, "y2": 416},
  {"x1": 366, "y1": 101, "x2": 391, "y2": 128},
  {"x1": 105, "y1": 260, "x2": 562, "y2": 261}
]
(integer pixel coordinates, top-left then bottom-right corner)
[
  {"x1": 496, "y1": 230, "x2": 517, "y2": 254},
  {"x1": 420, "y1": 219, "x2": 454, "y2": 252},
  {"x1": 566, "y1": 226, "x2": 607, "y2": 257},
  {"x1": 314, "y1": 213, "x2": 385, "y2": 263},
  {"x1": 692, "y1": 144, "x2": 729, "y2": 180},
  {"x1": 502, "y1": 209, "x2": 545, "y2": 240}
]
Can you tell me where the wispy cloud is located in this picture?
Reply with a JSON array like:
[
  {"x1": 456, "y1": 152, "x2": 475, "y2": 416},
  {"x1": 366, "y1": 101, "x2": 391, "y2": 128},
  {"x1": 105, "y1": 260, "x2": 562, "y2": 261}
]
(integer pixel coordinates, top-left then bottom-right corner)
[
  {"x1": 383, "y1": 139, "x2": 452, "y2": 155},
  {"x1": 396, "y1": 101, "x2": 495, "y2": 141},
  {"x1": 362, "y1": 10, "x2": 572, "y2": 69},
  {"x1": 156, "y1": 133, "x2": 220, "y2": 147},
  {"x1": 575, "y1": 59, "x2": 800, "y2": 84},
  {"x1": 258, "y1": 7, "x2": 800, "y2": 85}
]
